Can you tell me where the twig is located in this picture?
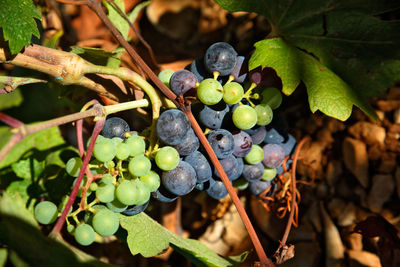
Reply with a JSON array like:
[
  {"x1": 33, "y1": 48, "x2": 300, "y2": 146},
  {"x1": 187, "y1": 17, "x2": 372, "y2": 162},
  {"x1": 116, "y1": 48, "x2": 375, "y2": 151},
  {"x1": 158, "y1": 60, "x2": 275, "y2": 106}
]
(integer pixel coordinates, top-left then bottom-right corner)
[{"x1": 0, "y1": 76, "x2": 46, "y2": 93}]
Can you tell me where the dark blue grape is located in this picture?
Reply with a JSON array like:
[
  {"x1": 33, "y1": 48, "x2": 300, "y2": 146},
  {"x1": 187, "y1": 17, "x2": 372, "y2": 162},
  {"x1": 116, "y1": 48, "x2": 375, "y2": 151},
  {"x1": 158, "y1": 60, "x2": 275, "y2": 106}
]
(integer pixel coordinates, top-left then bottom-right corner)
[
  {"x1": 207, "y1": 129, "x2": 234, "y2": 159},
  {"x1": 156, "y1": 109, "x2": 190, "y2": 145},
  {"x1": 101, "y1": 117, "x2": 130, "y2": 139},
  {"x1": 281, "y1": 134, "x2": 297, "y2": 156},
  {"x1": 122, "y1": 201, "x2": 149, "y2": 216},
  {"x1": 206, "y1": 178, "x2": 228, "y2": 200},
  {"x1": 230, "y1": 157, "x2": 244, "y2": 181},
  {"x1": 246, "y1": 127, "x2": 266, "y2": 145},
  {"x1": 262, "y1": 144, "x2": 285, "y2": 168},
  {"x1": 232, "y1": 130, "x2": 253, "y2": 157},
  {"x1": 162, "y1": 161, "x2": 196, "y2": 196},
  {"x1": 199, "y1": 103, "x2": 229, "y2": 129},
  {"x1": 249, "y1": 180, "x2": 272, "y2": 196},
  {"x1": 242, "y1": 163, "x2": 264, "y2": 181},
  {"x1": 264, "y1": 128, "x2": 285, "y2": 144},
  {"x1": 230, "y1": 56, "x2": 247, "y2": 83},
  {"x1": 169, "y1": 70, "x2": 198, "y2": 96},
  {"x1": 184, "y1": 151, "x2": 212, "y2": 183},
  {"x1": 151, "y1": 185, "x2": 178, "y2": 203},
  {"x1": 190, "y1": 57, "x2": 209, "y2": 82},
  {"x1": 214, "y1": 154, "x2": 238, "y2": 180},
  {"x1": 204, "y1": 42, "x2": 237, "y2": 76},
  {"x1": 173, "y1": 128, "x2": 199, "y2": 156}
]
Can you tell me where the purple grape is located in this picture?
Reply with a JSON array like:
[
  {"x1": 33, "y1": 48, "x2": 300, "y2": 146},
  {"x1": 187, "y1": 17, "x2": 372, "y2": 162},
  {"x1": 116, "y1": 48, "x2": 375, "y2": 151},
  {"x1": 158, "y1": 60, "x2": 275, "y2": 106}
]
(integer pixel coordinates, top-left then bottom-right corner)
[
  {"x1": 214, "y1": 154, "x2": 238, "y2": 180},
  {"x1": 246, "y1": 127, "x2": 267, "y2": 145},
  {"x1": 122, "y1": 201, "x2": 149, "y2": 216},
  {"x1": 232, "y1": 130, "x2": 253, "y2": 157},
  {"x1": 230, "y1": 157, "x2": 244, "y2": 181},
  {"x1": 173, "y1": 128, "x2": 199, "y2": 156},
  {"x1": 242, "y1": 163, "x2": 264, "y2": 181},
  {"x1": 262, "y1": 144, "x2": 285, "y2": 168},
  {"x1": 206, "y1": 178, "x2": 228, "y2": 200},
  {"x1": 230, "y1": 56, "x2": 247, "y2": 83},
  {"x1": 249, "y1": 180, "x2": 272, "y2": 196},
  {"x1": 204, "y1": 42, "x2": 237, "y2": 76},
  {"x1": 156, "y1": 109, "x2": 190, "y2": 145},
  {"x1": 199, "y1": 103, "x2": 229, "y2": 129},
  {"x1": 101, "y1": 117, "x2": 130, "y2": 139},
  {"x1": 264, "y1": 128, "x2": 285, "y2": 144},
  {"x1": 169, "y1": 70, "x2": 198, "y2": 96},
  {"x1": 151, "y1": 185, "x2": 178, "y2": 202},
  {"x1": 184, "y1": 151, "x2": 212, "y2": 183},
  {"x1": 281, "y1": 134, "x2": 297, "y2": 156},
  {"x1": 207, "y1": 129, "x2": 234, "y2": 159},
  {"x1": 162, "y1": 161, "x2": 197, "y2": 196}
]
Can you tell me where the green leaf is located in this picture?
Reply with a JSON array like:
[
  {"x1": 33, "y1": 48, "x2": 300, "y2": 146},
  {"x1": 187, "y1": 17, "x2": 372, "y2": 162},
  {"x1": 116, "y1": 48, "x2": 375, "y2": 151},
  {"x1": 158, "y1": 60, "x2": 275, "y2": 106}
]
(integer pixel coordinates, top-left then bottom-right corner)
[
  {"x1": 0, "y1": 126, "x2": 65, "y2": 169},
  {"x1": 0, "y1": 248, "x2": 7, "y2": 267},
  {"x1": 0, "y1": 0, "x2": 41, "y2": 54},
  {"x1": 11, "y1": 158, "x2": 45, "y2": 179},
  {"x1": 215, "y1": 0, "x2": 400, "y2": 120},
  {"x1": 128, "y1": 1, "x2": 150, "y2": 23},
  {"x1": 0, "y1": 193, "x2": 114, "y2": 267},
  {"x1": 103, "y1": 0, "x2": 129, "y2": 40},
  {"x1": 70, "y1": 46, "x2": 125, "y2": 68},
  {"x1": 0, "y1": 88, "x2": 23, "y2": 110},
  {"x1": 119, "y1": 213, "x2": 246, "y2": 266},
  {"x1": 249, "y1": 38, "x2": 376, "y2": 120}
]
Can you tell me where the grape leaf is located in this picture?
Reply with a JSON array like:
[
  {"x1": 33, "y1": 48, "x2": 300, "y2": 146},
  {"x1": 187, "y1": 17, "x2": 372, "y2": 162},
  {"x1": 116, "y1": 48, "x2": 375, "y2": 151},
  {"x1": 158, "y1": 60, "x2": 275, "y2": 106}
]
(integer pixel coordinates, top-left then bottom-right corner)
[
  {"x1": 104, "y1": 0, "x2": 129, "y2": 40},
  {"x1": 249, "y1": 38, "x2": 376, "y2": 120},
  {"x1": 0, "y1": 88, "x2": 23, "y2": 111},
  {"x1": 0, "y1": 0, "x2": 41, "y2": 54},
  {"x1": 0, "y1": 248, "x2": 6, "y2": 267},
  {"x1": 118, "y1": 213, "x2": 247, "y2": 266},
  {"x1": 214, "y1": 0, "x2": 400, "y2": 120},
  {"x1": 11, "y1": 158, "x2": 45, "y2": 179},
  {"x1": 0, "y1": 126, "x2": 65, "y2": 169},
  {"x1": 70, "y1": 46, "x2": 125, "y2": 68}
]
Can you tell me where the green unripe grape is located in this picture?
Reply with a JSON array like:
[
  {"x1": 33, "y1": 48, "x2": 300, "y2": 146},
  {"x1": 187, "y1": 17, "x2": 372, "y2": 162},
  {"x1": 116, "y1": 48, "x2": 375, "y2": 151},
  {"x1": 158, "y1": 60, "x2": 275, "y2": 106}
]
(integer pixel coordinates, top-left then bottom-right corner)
[
  {"x1": 67, "y1": 224, "x2": 75, "y2": 233},
  {"x1": 89, "y1": 183, "x2": 98, "y2": 191},
  {"x1": 223, "y1": 82, "x2": 244, "y2": 104},
  {"x1": 125, "y1": 135, "x2": 146, "y2": 157},
  {"x1": 84, "y1": 205, "x2": 107, "y2": 224},
  {"x1": 116, "y1": 180, "x2": 139, "y2": 205},
  {"x1": 261, "y1": 87, "x2": 282, "y2": 110},
  {"x1": 111, "y1": 137, "x2": 123, "y2": 146},
  {"x1": 100, "y1": 173, "x2": 114, "y2": 184},
  {"x1": 116, "y1": 142, "x2": 131, "y2": 160},
  {"x1": 255, "y1": 104, "x2": 273, "y2": 126},
  {"x1": 232, "y1": 105, "x2": 257, "y2": 130},
  {"x1": 65, "y1": 157, "x2": 82, "y2": 177},
  {"x1": 96, "y1": 183, "x2": 115, "y2": 203},
  {"x1": 158, "y1": 69, "x2": 174, "y2": 87},
  {"x1": 197, "y1": 78, "x2": 224, "y2": 105},
  {"x1": 106, "y1": 198, "x2": 127, "y2": 213},
  {"x1": 140, "y1": 171, "x2": 161, "y2": 192},
  {"x1": 244, "y1": 144, "x2": 264, "y2": 165},
  {"x1": 92, "y1": 209, "x2": 119, "y2": 237},
  {"x1": 86, "y1": 135, "x2": 106, "y2": 149},
  {"x1": 262, "y1": 168, "x2": 277, "y2": 181},
  {"x1": 58, "y1": 195, "x2": 72, "y2": 213},
  {"x1": 74, "y1": 224, "x2": 95, "y2": 246},
  {"x1": 34, "y1": 201, "x2": 58, "y2": 225},
  {"x1": 128, "y1": 155, "x2": 151, "y2": 177},
  {"x1": 93, "y1": 139, "x2": 117, "y2": 163},
  {"x1": 133, "y1": 180, "x2": 150, "y2": 205},
  {"x1": 232, "y1": 178, "x2": 249, "y2": 190},
  {"x1": 155, "y1": 146, "x2": 180, "y2": 171}
]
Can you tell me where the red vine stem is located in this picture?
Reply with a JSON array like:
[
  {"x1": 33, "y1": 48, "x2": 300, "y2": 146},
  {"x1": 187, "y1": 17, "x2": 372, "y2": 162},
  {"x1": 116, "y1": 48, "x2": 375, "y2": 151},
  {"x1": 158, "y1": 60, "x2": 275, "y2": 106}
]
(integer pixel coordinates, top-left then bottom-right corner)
[
  {"x1": 50, "y1": 118, "x2": 105, "y2": 237},
  {"x1": 279, "y1": 136, "x2": 310, "y2": 247},
  {"x1": 185, "y1": 108, "x2": 274, "y2": 267},
  {"x1": 0, "y1": 112, "x2": 24, "y2": 128}
]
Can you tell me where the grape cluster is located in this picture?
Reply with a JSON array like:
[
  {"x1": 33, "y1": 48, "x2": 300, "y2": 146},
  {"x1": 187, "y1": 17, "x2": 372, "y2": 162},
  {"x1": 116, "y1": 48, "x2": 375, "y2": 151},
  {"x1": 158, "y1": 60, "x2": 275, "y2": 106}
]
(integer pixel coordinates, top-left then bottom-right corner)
[
  {"x1": 33, "y1": 42, "x2": 298, "y2": 247},
  {"x1": 155, "y1": 42, "x2": 298, "y2": 200}
]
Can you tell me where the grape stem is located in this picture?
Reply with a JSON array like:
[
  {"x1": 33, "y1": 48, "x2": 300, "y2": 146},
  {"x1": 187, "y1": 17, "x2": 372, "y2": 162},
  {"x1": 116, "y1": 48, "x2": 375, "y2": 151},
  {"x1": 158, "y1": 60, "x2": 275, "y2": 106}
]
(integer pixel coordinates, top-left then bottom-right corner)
[{"x1": 0, "y1": 76, "x2": 46, "y2": 93}]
